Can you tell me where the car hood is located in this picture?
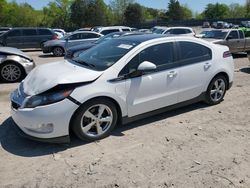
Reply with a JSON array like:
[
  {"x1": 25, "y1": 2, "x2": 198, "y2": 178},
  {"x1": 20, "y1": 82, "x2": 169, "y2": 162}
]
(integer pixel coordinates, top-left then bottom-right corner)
[
  {"x1": 0, "y1": 47, "x2": 32, "y2": 60},
  {"x1": 23, "y1": 60, "x2": 103, "y2": 96},
  {"x1": 67, "y1": 42, "x2": 96, "y2": 52}
]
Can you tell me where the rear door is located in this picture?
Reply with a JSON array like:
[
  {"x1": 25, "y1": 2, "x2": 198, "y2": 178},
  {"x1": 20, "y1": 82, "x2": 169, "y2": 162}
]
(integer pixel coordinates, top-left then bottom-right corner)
[
  {"x1": 22, "y1": 29, "x2": 39, "y2": 48},
  {"x1": 176, "y1": 41, "x2": 213, "y2": 102},
  {"x1": 38, "y1": 29, "x2": 53, "y2": 45},
  {"x1": 4, "y1": 30, "x2": 22, "y2": 48}
]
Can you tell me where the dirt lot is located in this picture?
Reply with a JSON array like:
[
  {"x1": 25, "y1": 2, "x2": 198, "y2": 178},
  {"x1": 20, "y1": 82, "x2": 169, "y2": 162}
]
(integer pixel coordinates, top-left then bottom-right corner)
[{"x1": 0, "y1": 51, "x2": 250, "y2": 188}]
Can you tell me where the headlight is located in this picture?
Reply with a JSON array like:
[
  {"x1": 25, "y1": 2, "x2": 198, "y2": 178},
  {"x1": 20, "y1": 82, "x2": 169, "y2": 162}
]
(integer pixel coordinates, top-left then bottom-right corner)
[
  {"x1": 21, "y1": 89, "x2": 73, "y2": 109},
  {"x1": 21, "y1": 57, "x2": 32, "y2": 63}
]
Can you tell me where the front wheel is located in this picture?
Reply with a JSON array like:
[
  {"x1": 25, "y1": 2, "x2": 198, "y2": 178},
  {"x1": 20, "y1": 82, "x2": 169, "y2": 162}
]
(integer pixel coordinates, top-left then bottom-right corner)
[
  {"x1": 72, "y1": 99, "x2": 118, "y2": 141},
  {"x1": 0, "y1": 62, "x2": 25, "y2": 83},
  {"x1": 205, "y1": 75, "x2": 227, "y2": 105},
  {"x1": 52, "y1": 47, "x2": 64, "y2": 57}
]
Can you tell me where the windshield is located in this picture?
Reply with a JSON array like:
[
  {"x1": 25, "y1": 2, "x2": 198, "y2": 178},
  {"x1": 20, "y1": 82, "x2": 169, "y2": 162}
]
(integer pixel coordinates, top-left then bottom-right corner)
[
  {"x1": 95, "y1": 33, "x2": 123, "y2": 44},
  {"x1": 72, "y1": 39, "x2": 139, "y2": 71},
  {"x1": 203, "y1": 30, "x2": 227, "y2": 39}
]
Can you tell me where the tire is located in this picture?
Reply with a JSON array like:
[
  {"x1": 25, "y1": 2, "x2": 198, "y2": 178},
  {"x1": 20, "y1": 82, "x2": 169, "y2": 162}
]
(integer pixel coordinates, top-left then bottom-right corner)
[
  {"x1": 71, "y1": 98, "x2": 118, "y2": 142},
  {"x1": 0, "y1": 62, "x2": 25, "y2": 83},
  {"x1": 204, "y1": 75, "x2": 228, "y2": 105},
  {"x1": 52, "y1": 47, "x2": 64, "y2": 57}
]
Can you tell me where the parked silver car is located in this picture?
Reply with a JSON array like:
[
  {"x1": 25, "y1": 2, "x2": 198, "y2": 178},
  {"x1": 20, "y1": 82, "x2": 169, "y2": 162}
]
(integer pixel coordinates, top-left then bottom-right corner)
[
  {"x1": 42, "y1": 31, "x2": 103, "y2": 57},
  {"x1": 0, "y1": 47, "x2": 35, "y2": 83}
]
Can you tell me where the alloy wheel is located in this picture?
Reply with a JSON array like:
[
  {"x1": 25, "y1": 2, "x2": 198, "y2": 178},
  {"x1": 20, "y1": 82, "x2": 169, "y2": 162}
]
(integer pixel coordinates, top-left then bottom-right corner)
[
  {"x1": 1, "y1": 64, "x2": 22, "y2": 82},
  {"x1": 80, "y1": 104, "x2": 113, "y2": 137},
  {"x1": 210, "y1": 78, "x2": 226, "y2": 102},
  {"x1": 53, "y1": 47, "x2": 63, "y2": 56}
]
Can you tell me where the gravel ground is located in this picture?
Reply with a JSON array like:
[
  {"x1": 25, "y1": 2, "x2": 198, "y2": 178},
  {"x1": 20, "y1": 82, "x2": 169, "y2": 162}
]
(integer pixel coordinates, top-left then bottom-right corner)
[{"x1": 0, "y1": 51, "x2": 250, "y2": 188}]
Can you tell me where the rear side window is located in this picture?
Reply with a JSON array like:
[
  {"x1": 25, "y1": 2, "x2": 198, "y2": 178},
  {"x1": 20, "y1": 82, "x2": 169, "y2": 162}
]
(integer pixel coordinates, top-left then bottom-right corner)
[
  {"x1": 178, "y1": 41, "x2": 212, "y2": 65},
  {"x1": 185, "y1": 29, "x2": 192, "y2": 33},
  {"x1": 38, "y1": 29, "x2": 52, "y2": 35},
  {"x1": 101, "y1": 29, "x2": 120, "y2": 35},
  {"x1": 228, "y1": 31, "x2": 239, "y2": 39},
  {"x1": 22, "y1": 29, "x2": 37, "y2": 36},
  {"x1": 7, "y1": 30, "x2": 21, "y2": 37},
  {"x1": 245, "y1": 31, "x2": 250, "y2": 38},
  {"x1": 239, "y1": 30, "x2": 244, "y2": 39},
  {"x1": 172, "y1": 29, "x2": 187, "y2": 34},
  {"x1": 119, "y1": 42, "x2": 176, "y2": 76},
  {"x1": 122, "y1": 28, "x2": 130, "y2": 31},
  {"x1": 83, "y1": 33, "x2": 100, "y2": 39}
]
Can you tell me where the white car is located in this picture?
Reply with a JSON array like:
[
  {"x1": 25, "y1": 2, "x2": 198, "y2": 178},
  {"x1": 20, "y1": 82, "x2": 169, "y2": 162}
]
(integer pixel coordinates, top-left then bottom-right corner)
[
  {"x1": 93, "y1": 26, "x2": 132, "y2": 35},
  {"x1": 10, "y1": 35, "x2": 234, "y2": 143},
  {"x1": 153, "y1": 27, "x2": 195, "y2": 36}
]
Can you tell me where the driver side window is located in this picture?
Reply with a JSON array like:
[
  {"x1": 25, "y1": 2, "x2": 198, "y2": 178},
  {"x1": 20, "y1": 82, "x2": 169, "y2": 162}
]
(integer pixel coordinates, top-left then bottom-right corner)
[{"x1": 119, "y1": 42, "x2": 175, "y2": 77}]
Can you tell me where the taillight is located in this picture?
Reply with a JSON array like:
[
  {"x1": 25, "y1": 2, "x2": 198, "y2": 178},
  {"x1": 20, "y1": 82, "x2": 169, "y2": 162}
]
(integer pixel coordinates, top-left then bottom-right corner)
[
  {"x1": 52, "y1": 34, "x2": 58, "y2": 40},
  {"x1": 223, "y1": 51, "x2": 232, "y2": 58}
]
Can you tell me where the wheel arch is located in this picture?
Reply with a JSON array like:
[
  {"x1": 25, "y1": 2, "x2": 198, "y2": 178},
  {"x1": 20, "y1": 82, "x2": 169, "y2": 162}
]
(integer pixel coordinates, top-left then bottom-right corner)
[
  {"x1": 69, "y1": 96, "x2": 123, "y2": 133},
  {"x1": 208, "y1": 72, "x2": 230, "y2": 90}
]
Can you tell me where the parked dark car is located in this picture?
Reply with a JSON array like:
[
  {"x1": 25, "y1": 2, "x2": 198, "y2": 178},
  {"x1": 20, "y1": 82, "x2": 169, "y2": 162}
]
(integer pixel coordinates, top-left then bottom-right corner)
[
  {"x1": 0, "y1": 28, "x2": 58, "y2": 49},
  {"x1": 65, "y1": 31, "x2": 144, "y2": 59},
  {"x1": 0, "y1": 27, "x2": 11, "y2": 35}
]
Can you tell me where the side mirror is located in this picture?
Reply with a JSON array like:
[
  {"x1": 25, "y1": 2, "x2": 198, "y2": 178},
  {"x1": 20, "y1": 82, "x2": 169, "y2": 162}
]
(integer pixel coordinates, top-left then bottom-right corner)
[
  {"x1": 226, "y1": 35, "x2": 233, "y2": 40},
  {"x1": 137, "y1": 61, "x2": 157, "y2": 72}
]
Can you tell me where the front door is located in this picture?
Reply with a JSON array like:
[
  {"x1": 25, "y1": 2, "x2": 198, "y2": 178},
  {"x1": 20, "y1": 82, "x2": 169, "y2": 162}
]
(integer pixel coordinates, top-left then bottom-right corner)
[{"x1": 121, "y1": 42, "x2": 180, "y2": 117}]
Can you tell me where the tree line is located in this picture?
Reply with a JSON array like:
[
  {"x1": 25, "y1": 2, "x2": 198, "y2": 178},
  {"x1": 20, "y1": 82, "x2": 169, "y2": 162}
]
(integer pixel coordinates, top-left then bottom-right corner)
[{"x1": 0, "y1": 0, "x2": 249, "y2": 29}]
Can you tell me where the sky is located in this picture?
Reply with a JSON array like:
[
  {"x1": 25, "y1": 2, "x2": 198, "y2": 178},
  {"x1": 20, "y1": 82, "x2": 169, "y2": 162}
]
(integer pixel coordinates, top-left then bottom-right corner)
[{"x1": 9, "y1": 0, "x2": 246, "y2": 13}]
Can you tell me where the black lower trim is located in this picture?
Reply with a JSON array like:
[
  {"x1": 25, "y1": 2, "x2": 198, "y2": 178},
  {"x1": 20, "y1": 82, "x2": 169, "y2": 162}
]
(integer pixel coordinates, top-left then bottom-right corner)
[
  {"x1": 122, "y1": 92, "x2": 206, "y2": 124},
  {"x1": 228, "y1": 81, "x2": 233, "y2": 90},
  {"x1": 12, "y1": 120, "x2": 70, "y2": 144},
  {"x1": 67, "y1": 96, "x2": 81, "y2": 106}
]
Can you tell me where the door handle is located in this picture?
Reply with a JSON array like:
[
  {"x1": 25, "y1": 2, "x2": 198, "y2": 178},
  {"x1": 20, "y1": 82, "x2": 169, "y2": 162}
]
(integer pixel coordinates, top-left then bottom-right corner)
[
  {"x1": 204, "y1": 62, "x2": 212, "y2": 69},
  {"x1": 167, "y1": 71, "x2": 177, "y2": 78}
]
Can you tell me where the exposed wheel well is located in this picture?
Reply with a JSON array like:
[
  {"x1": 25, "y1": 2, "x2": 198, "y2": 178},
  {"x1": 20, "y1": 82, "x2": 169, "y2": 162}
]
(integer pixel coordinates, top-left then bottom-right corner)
[{"x1": 69, "y1": 96, "x2": 123, "y2": 133}]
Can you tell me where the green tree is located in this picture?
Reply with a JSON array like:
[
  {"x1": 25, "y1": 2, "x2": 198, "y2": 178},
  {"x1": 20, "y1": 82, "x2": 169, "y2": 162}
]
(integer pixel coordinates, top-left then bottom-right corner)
[
  {"x1": 246, "y1": 0, "x2": 250, "y2": 17},
  {"x1": 43, "y1": 0, "x2": 72, "y2": 28},
  {"x1": 110, "y1": 0, "x2": 134, "y2": 24},
  {"x1": 203, "y1": 3, "x2": 230, "y2": 19},
  {"x1": 124, "y1": 3, "x2": 143, "y2": 24},
  {"x1": 228, "y1": 3, "x2": 246, "y2": 18},
  {"x1": 70, "y1": 0, "x2": 110, "y2": 27},
  {"x1": 181, "y1": 5, "x2": 193, "y2": 20},
  {"x1": 143, "y1": 7, "x2": 159, "y2": 21},
  {"x1": 166, "y1": 0, "x2": 184, "y2": 21}
]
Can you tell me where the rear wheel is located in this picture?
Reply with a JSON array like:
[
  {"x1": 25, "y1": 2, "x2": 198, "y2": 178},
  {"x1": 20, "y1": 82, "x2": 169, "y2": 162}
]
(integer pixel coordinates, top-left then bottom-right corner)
[
  {"x1": 205, "y1": 75, "x2": 227, "y2": 105},
  {"x1": 53, "y1": 47, "x2": 64, "y2": 57},
  {"x1": 0, "y1": 62, "x2": 25, "y2": 83},
  {"x1": 72, "y1": 99, "x2": 118, "y2": 141}
]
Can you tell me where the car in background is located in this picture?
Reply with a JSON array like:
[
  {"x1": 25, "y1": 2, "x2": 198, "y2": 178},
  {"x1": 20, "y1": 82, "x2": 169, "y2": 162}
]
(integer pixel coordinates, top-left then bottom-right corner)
[
  {"x1": 65, "y1": 31, "x2": 145, "y2": 59},
  {"x1": 0, "y1": 47, "x2": 35, "y2": 83},
  {"x1": 241, "y1": 21, "x2": 250, "y2": 28},
  {"x1": 93, "y1": 26, "x2": 132, "y2": 35},
  {"x1": 53, "y1": 29, "x2": 66, "y2": 36},
  {"x1": 196, "y1": 30, "x2": 212, "y2": 38},
  {"x1": 54, "y1": 31, "x2": 64, "y2": 39},
  {"x1": 0, "y1": 28, "x2": 57, "y2": 49},
  {"x1": 202, "y1": 22, "x2": 210, "y2": 28},
  {"x1": 0, "y1": 27, "x2": 11, "y2": 35},
  {"x1": 10, "y1": 34, "x2": 234, "y2": 143},
  {"x1": 42, "y1": 31, "x2": 103, "y2": 56},
  {"x1": 153, "y1": 27, "x2": 195, "y2": 36},
  {"x1": 202, "y1": 29, "x2": 250, "y2": 53},
  {"x1": 75, "y1": 28, "x2": 92, "y2": 32},
  {"x1": 212, "y1": 22, "x2": 217, "y2": 28}
]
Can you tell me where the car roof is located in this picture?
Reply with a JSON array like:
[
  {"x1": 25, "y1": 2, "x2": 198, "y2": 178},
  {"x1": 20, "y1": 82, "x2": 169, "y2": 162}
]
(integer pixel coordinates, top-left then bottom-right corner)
[{"x1": 117, "y1": 34, "x2": 165, "y2": 43}]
